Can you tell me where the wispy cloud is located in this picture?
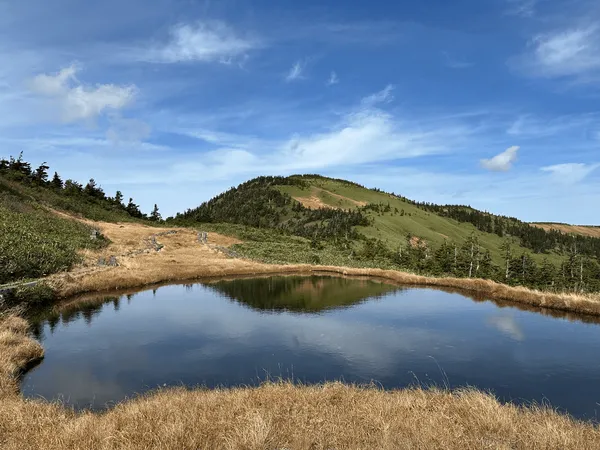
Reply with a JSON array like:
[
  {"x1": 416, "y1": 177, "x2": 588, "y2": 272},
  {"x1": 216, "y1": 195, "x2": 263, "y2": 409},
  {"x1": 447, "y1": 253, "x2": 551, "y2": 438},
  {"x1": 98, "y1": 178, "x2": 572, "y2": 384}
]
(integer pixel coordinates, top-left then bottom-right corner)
[
  {"x1": 507, "y1": 113, "x2": 597, "y2": 137},
  {"x1": 29, "y1": 65, "x2": 137, "y2": 123},
  {"x1": 327, "y1": 71, "x2": 339, "y2": 86},
  {"x1": 139, "y1": 21, "x2": 258, "y2": 64},
  {"x1": 173, "y1": 87, "x2": 473, "y2": 176},
  {"x1": 506, "y1": 0, "x2": 538, "y2": 18},
  {"x1": 518, "y1": 25, "x2": 600, "y2": 82},
  {"x1": 361, "y1": 84, "x2": 395, "y2": 106},
  {"x1": 106, "y1": 117, "x2": 151, "y2": 143},
  {"x1": 442, "y1": 52, "x2": 473, "y2": 69},
  {"x1": 480, "y1": 146, "x2": 519, "y2": 172},
  {"x1": 541, "y1": 162, "x2": 600, "y2": 184},
  {"x1": 285, "y1": 60, "x2": 305, "y2": 82}
]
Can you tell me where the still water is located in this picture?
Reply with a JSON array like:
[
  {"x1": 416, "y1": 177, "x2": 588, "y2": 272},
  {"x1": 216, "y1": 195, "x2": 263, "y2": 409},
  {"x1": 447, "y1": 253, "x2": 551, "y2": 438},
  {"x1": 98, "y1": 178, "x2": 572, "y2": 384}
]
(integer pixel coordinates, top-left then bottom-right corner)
[{"x1": 22, "y1": 275, "x2": 600, "y2": 419}]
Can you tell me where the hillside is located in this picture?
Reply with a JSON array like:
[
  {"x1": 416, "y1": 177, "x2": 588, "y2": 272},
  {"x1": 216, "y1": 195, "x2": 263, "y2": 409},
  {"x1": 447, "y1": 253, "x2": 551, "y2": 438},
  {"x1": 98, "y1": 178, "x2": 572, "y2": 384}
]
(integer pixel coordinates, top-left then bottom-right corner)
[
  {"x1": 175, "y1": 174, "x2": 600, "y2": 293},
  {"x1": 532, "y1": 223, "x2": 600, "y2": 238},
  {"x1": 0, "y1": 155, "x2": 155, "y2": 285},
  {"x1": 3, "y1": 152, "x2": 600, "y2": 294}
]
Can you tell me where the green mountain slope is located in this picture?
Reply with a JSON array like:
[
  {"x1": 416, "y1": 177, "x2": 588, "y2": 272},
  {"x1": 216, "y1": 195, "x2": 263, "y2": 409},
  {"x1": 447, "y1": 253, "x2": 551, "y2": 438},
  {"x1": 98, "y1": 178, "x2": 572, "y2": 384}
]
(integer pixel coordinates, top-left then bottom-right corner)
[{"x1": 175, "y1": 174, "x2": 600, "y2": 293}]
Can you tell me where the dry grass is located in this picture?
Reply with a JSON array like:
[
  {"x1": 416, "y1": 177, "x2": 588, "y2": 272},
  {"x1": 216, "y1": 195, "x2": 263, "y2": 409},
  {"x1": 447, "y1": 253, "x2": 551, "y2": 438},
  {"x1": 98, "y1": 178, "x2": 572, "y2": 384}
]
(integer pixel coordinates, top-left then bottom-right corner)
[
  {"x1": 1, "y1": 376, "x2": 599, "y2": 448},
  {"x1": 532, "y1": 222, "x2": 600, "y2": 238},
  {"x1": 0, "y1": 315, "x2": 598, "y2": 450},
  {"x1": 0, "y1": 314, "x2": 44, "y2": 399},
  {"x1": 3, "y1": 217, "x2": 600, "y2": 448},
  {"x1": 44, "y1": 220, "x2": 600, "y2": 318}
]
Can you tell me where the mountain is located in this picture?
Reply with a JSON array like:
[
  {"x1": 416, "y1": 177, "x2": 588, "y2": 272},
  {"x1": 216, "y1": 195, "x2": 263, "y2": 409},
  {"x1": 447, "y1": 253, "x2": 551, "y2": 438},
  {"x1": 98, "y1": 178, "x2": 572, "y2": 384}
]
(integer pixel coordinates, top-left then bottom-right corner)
[
  {"x1": 174, "y1": 174, "x2": 600, "y2": 293},
  {"x1": 175, "y1": 174, "x2": 600, "y2": 264},
  {"x1": 3, "y1": 152, "x2": 600, "y2": 294}
]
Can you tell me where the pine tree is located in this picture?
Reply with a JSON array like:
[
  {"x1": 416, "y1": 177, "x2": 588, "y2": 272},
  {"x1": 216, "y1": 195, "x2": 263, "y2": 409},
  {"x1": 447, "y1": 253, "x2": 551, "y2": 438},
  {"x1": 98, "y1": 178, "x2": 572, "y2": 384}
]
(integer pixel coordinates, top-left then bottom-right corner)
[
  {"x1": 538, "y1": 258, "x2": 557, "y2": 290},
  {"x1": 33, "y1": 162, "x2": 50, "y2": 185},
  {"x1": 50, "y1": 172, "x2": 63, "y2": 190},
  {"x1": 150, "y1": 204, "x2": 162, "y2": 222},
  {"x1": 126, "y1": 198, "x2": 144, "y2": 218},
  {"x1": 84, "y1": 178, "x2": 105, "y2": 199},
  {"x1": 114, "y1": 190, "x2": 124, "y2": 206}
]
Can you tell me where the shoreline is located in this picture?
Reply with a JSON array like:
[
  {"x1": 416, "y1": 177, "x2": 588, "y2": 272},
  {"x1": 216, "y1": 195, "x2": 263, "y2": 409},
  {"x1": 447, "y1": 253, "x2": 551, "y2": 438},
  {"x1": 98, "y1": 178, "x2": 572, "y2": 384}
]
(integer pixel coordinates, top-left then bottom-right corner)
[
  {"x1": 1, "y1": 314, "x2": 599, "y2": 449},
  {"x1": 2, "y1": 222, "x2": 600, "y2": 448},
  {"x1": 32, "y1": 219, "x2": 600, "y2": 318},
  {"x1": 49, "y1": 260, "x2": 600, "y2": 317}
]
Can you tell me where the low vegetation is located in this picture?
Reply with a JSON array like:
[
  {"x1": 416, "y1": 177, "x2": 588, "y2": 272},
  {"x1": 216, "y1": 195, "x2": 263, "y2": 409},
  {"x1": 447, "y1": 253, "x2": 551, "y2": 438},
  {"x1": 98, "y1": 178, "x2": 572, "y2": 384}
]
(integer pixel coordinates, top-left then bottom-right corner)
[
  {"x1": 0, "y1": 194, "x2": 107, "y2": 284},
  {"x1": 0, "y1": 154, "x2": 165, "y2": 285}
]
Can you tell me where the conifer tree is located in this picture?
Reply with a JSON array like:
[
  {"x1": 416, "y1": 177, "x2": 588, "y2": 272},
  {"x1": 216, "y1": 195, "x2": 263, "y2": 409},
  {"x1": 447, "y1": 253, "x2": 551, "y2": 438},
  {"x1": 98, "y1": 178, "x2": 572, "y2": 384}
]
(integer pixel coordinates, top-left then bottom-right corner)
[
  {"x1": 33, "y1": 162, "x2": 50, "y2": 185},
  {"x1": 51, "y1": 171, "x2": 63, "y2": 190},
  {"x1": 150, "y1": 204, "x2": 162, "y2": 222}
]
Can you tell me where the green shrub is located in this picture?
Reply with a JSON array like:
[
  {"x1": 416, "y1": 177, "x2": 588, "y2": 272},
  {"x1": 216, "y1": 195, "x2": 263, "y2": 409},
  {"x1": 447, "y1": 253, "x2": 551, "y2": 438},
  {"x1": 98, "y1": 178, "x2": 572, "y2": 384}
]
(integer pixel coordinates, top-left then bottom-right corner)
[{"x1": 0, "y1": 196, "x2": 108, "y2": 284}]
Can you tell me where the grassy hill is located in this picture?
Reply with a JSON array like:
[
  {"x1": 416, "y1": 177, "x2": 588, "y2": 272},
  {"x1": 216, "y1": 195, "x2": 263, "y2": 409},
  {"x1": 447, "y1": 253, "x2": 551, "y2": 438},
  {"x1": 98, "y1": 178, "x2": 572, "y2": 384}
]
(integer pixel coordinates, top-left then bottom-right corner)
[
  {"x1": 0, "y1": 177, "x2": 107, "y2": 284},
  {"x1": 176, "y1": 174, "x2": 600, "y2": 293},
  {"x1": 276, "y1": 177, "x2": 557, "y2": 266},
  {"x1": 3, "y1": 151, "x2": 600, "y2": 294},
  {"x1": 0, "y1": 155, "x2": 153, "y2": 285}
]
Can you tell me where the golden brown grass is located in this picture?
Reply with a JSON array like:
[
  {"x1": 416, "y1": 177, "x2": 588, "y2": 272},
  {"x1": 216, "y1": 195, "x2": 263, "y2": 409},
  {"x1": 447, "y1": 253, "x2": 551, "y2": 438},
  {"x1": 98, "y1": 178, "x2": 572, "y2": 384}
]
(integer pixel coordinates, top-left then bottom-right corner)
[
  {"x1": 3, "y1": 238, "x2": 600, "y2": 448},
  {"x1": 532, "y1": 222, "x2": 600, "y2": 238},
  {"x1": 0, "y1": 315, "x2": 598, "y2": 450},
  {"x1": 1, "y1": 381, "x2": 599, "y2": 450},
  {"x1": 0, "y1": 314, "x2": 44, "y2": 399},
  {"x1": 44, "y1": 219, "x2": 600, "y2": 318}
]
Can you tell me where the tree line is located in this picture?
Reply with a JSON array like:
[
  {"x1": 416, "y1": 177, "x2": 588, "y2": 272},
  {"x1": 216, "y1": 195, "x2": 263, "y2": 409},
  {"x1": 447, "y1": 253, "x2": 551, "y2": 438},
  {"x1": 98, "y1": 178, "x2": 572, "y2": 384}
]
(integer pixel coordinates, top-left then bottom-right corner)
[
  {"x1": 0, "y1": 153, "x2": 162, "y2": 221},
  {"x1": 354, "y1": 233, "x2": 600, "y2": 294}
]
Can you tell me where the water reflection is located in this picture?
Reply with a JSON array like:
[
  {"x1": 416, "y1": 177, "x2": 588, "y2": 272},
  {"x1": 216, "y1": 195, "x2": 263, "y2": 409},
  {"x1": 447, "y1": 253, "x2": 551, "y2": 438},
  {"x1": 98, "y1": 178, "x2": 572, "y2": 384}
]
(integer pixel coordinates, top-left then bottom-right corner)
[{"x1": 22, "y1": 275, "x2": 600, "y2": 420}]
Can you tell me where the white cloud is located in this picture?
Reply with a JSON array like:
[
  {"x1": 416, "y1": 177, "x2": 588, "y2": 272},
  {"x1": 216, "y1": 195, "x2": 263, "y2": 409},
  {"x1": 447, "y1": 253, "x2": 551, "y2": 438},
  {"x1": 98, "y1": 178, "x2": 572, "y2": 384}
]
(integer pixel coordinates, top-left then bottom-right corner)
[
  {"x1": 361, "y1": 84, "x2": 395, "y2": 106},
  {"x1": 327, "y1": 71, "x2": 339, "y2": 86},
  {"x1": 285, "y1": 61, "x2": 304, "y2": 82},
  {"x1": 29, "y1": 65, "x2": 137, "y2": 123},
  {"x1": 541, "y1": 162, "x2": 600, "y2": 184},
  {"x1": 523, "y1": 26, "x2": 600, "y2": 80},
  {"x1": 506, "y1": 0, "x2": 537, "y2": 18},
  {"x1": 442, "y1": 52, "x2": 473, "y2": 69},
  {"x1": 277, "y1": 110, "x2": 447, "y2": 169},
  {"x1": 142, "y1": 21, "x2": 258, "y2": 63},
  {"x1": 29, "y1": 65, "x2": 78, "y2": 96},
  {"x1": 480, "y1": 146, "x2": 519, "y2": 172},
  {"x1": 176, "y1": 88, "x2": 472, "y2": 174}
]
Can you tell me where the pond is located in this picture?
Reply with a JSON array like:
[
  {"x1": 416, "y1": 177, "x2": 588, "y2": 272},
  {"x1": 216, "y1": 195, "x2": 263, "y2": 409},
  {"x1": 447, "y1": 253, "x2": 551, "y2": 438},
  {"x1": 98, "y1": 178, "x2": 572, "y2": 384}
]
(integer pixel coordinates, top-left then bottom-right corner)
[{"x1": 22, "y1": 275, "x2": 600, "y2": 420}]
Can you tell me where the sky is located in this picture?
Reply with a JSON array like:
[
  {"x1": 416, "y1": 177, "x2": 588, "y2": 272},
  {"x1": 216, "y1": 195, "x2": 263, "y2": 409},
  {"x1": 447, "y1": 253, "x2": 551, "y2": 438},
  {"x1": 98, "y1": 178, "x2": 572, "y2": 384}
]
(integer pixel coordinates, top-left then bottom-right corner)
[{"x1": 1, "y1": 0, "x2": 600, "y2": 224}]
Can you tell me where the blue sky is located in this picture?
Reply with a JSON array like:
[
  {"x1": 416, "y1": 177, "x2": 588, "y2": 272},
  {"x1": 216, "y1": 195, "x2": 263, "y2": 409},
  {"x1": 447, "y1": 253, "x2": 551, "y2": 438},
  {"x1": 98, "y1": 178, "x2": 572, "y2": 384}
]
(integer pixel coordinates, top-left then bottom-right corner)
[{"x1": 1, "y1": 0, "x2": 600, "y2": 223}]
